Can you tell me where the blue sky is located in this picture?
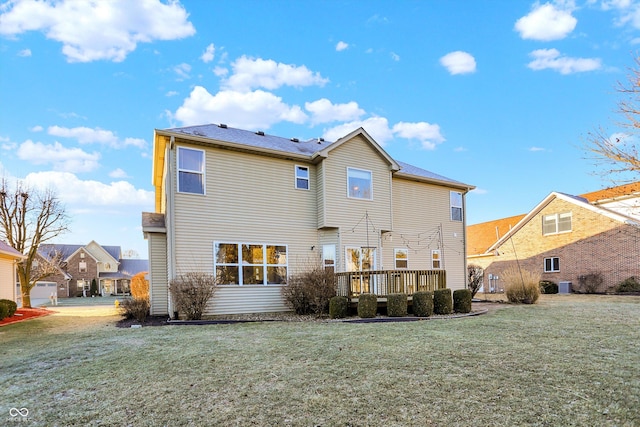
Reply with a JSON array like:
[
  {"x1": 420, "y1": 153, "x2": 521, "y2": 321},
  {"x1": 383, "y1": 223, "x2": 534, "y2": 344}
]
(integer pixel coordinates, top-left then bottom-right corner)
[{"x1": 0, "y1": 0, "x2": 637, "y2": 259}]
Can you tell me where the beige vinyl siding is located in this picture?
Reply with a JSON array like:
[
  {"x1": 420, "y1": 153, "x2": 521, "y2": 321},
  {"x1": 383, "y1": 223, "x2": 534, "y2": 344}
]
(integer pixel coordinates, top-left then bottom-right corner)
[
  {"x1": 322, "y1": 135, "x2": 393, "y2": 232},
  {"x1": 391, "y1": 177, "x2": 467, "y2": 290},
  {"x1": 207, "y1": 286, "x2": 288, "y2": 315},
  {"x1": 148, "y1": 233, "x2": 169, "y2": 315},
  {"x1": 0, "y1": 258, "x2": 16, "y2": 301},
  {"x1": 171, "y1": 143, "x2": 319, "y2": 314},
  {"x1": 316, "y1": 162, "x2": 326, "y2": 227}
]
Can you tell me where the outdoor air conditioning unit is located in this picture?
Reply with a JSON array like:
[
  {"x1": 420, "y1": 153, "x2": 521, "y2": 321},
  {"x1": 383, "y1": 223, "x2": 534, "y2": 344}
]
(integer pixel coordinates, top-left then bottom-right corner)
[{"x1": 559, "y1": 281, "x2": 572, "y2": 294}]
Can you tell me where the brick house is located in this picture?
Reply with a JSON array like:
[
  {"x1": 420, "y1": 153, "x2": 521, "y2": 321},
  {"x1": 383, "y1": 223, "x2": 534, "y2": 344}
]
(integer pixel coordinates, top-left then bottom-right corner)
[
  {"x1": 36, "y1": 241, "x2": 148, "y2": 298},
  {"x1": 468, "y1": 184, "x2": 640, "y2": 293}
]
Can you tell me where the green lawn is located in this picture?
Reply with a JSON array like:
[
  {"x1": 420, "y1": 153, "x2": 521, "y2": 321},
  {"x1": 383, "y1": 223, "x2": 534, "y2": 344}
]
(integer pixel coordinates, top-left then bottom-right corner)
[{"x1": 1, "y1": 295, "x2": 639, "y2": 426}]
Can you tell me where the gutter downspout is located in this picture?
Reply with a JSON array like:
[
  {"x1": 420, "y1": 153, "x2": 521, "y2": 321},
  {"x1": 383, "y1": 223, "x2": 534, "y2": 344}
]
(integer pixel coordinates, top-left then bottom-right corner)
[{"x1": 167, "y1": 136, "x2": 177, "y2": 317}]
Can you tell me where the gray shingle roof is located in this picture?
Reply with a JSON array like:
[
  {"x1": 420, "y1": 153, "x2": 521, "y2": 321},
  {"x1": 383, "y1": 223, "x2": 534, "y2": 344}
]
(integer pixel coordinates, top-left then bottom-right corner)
[{"x1": 161, "y1": 124, "x2": 473, "y2": 189}]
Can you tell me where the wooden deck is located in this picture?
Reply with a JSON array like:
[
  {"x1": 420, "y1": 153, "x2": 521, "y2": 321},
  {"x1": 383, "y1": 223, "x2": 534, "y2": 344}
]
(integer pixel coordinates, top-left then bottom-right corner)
[{"x1": 335, "y1": 270, "x2": 446, "y2": 298}]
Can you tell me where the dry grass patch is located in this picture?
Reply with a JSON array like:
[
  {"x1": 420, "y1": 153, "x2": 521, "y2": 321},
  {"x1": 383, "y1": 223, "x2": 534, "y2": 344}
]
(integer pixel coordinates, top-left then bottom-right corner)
[{"x1": 0, "y1": 295, "x2": 639, "y2": 426}]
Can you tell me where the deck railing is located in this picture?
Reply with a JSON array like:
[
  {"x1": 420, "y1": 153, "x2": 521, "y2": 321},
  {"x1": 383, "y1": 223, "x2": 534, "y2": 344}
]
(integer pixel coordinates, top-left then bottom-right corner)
[{"x1": 335, "y1": 270, "x2": 447, "y2": 298}]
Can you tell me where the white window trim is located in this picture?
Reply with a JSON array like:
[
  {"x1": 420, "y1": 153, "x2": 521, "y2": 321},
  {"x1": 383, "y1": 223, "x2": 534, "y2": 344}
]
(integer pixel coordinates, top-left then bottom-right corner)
[
  {"x1": 177, "y1": 146, "x2": 206, "y2": 195},
  {"x1": 345, "y1": 246, "x2": 377, "y2": 271},
  {"x1": 394, "y1": 248, "x2": 408, "y2": 269},
  {"x1": 347, "y1": 167, "x2": 373, "y2": 200},
  {"x1": 322, "y1": 244, "x2": 336, "y2": 272},
  {"x1": 543, "y1": 212, "x2": 572, "y2": 235},
  {"x1": 450, "y1": 191, "x2": 463, "y2": 222},
  {"x1": 544, "y1": 257, "x2": 560, "y2": 272},
  {"x1": 431, "y1": 249, "x2": 441, "y2": 269},
  {"x1": 214, "y1": 242, "x2": 288, "y2": 286},
  {"x1": 295, "y1": 165, "x2": 310, "y2": 190}
]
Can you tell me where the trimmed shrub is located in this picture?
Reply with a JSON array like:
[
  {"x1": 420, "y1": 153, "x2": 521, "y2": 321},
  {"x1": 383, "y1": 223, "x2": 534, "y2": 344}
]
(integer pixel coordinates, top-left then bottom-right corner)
[
  {"x1": 169, "y1": 272, "x2": 218, "y2": 320},
  {"x1": 91, "y1": 278, "x2": 98, "y2": 296},
  {"x1": 539, "y1": 280, "x2": 558, "y2": 294},
  {"x1": 453, "y1": 289, "x2": 472, "y2": 313},
  {"x1": 119, "y1": 298, "x2": 150, "y2": 323},
  {"x1": 130, "y1": 271, "x2": 149, "y2": 300},
  {"x1": 281, "y1": 267, "x2": 336, "y2": 315},
  {"x1": 617, "y1": 277, "x2": 640, "y2": 293},
  {"x1": 387, "y1": 293, "x2": 407, "y2": 317},
  {"x1": 433, "y1": 288, "x2": 453, "y2": 315},
  {"x1": 412, "y1": 291, "x2": 433, "y2": 317},
  {"x1": 576, "y1": 273, "x2": 604, "y2": 294},
  {"x1": 0, "y1": 299, "x2": 18, "y2": 317},
  {"x1": 329, "y1": 296, "x2": 349, "y2": 319},
  {"x1": 0, "y1": 302, "x2": 9, "y2": 321},
  {"x1": 357, "y1": 293, "x2": 377, "y2": 318},
  {"x1": 502, "y1": 267, "x2": 540, "y2": 304}
]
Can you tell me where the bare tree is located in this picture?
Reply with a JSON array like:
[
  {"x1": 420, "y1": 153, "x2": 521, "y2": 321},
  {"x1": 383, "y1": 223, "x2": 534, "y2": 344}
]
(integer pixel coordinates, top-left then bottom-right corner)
[
  {"x1": 0, "y1": 179, "x2": 69, "y2": 308},
  {"x1": 585, "y1": 56, "x2": 640, "y2": 182},
  {"x1": 467, "y1": 264, "x2": 484, "y2": 298}
]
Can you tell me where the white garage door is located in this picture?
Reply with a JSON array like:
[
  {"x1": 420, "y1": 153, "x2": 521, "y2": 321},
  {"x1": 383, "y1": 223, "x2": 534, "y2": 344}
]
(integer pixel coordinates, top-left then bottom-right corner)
[{"x1": 30, "y1": 282, "x2": 58, "y2": 299}]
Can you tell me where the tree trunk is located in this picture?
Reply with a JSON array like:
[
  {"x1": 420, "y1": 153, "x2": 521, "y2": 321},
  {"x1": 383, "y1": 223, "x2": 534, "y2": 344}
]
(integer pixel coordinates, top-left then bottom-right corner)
[{"x1": 20, "y1": 283, "x2": 32, "y2": 309}]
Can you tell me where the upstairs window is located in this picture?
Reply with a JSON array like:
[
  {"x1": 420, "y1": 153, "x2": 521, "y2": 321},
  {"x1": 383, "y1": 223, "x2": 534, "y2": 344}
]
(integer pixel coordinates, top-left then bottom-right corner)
[
  {"x1": 543, "y1": 212, "x2": 572, "y2": 235},
  {"x1": 450, "y1": 191, "x2": 463, "y2": 221},
  {"x1": 347, "y1": 168, "x2": 372, "y2": 200},
  {"x1": 295, "y1": 165, "x2": 309, "y2": 190},
  {"x1": 79, "y1": 261, "x2": 87, "y2": 272},
  {"x1": 178, "y1": 147, "x2": 205, "y2": 194}
]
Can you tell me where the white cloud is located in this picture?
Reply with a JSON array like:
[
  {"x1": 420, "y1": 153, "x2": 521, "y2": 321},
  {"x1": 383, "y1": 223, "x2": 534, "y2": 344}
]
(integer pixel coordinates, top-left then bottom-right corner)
[
  {"x1": 213, "y1": 66, "x2": 228, "y2": 77},
  {"x1": 0, "y1": 0, "x2": 195, "y2": 62},
  {"x1": 527, "y1": 48, "x2": 601, "y2": 74},
  {"x1": 24, "y1": 171, "x2": 154, "y2": 207},
  {"x1": 223, "y1": 56, "x2": 329, "y2": 92},
  {"x1": 336, "y1": 41, "x2": 349, "y2": 51},
  {"x1": 305, "y1": 99, "x2": 365, "y2": 125},
  {"x1": 440, "y1": 51, "x2": 476, "y2": 75},
  {"x1": 201, "y1": 43, "x2": 215, "y2": 63},
  {"x1": 173, "y1": 63, "x2": 191, "y2": 80},
  {"x1": 48, "y1": 126, "x2": 147, "y2": 148},
  {"x1": 30, "y1": 125, "x2": 43, "y2": 132},
  {"x1": 174, "y1": 86, "x2": 307, "y2": 129},
  {"x1": 323, "y1": 117, "x2": 395, "y2": 145},
  {"x1": 165, "y1": 90, "x2": 179, "y2": 97},
  {"x1": 529, "y1": 146, "x2": 546, "y2": 151},
  {"x1": 16, "y1": 140, "x2": 100, "y2": 172},
  {"x1": 471, "y1": 187, "x2": 488, "y2": 195},
  {"x1": 602, "y1": 0, "x2": 640, "y2": 29},
  {"x1": 515, "y1": 2, "x2": 577, "y2": 41},
  {"x1": 324, "y1": 117, "x2": 446, "y2": 149},
  {"x1": 392, "y1": 122, "x2": 445, "y2": 150},
  {"x1": 391, "y1": 52, "x2": 400, "y2": 61},
  {"x1": 18, "y1": 48, "x2": 31, "y2": 57},
  {"x1": 109, "y1": 168, "x2": 129, "y2": 178}
]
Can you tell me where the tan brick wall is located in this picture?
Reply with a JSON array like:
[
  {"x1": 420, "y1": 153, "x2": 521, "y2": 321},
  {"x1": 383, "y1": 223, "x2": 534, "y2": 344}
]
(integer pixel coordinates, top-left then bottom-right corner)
[
  {"x1": 475, "y1": 198, "x2": 640, "y2": 292},
  {"x1": 40, "y1": 249, "x2": 99, "y2": 297}
]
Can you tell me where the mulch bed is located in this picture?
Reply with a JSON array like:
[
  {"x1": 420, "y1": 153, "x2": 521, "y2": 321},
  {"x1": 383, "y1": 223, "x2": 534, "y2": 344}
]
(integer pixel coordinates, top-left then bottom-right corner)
[{"x1": 0, "y1": 307, "x2": 53, "y2": 326}]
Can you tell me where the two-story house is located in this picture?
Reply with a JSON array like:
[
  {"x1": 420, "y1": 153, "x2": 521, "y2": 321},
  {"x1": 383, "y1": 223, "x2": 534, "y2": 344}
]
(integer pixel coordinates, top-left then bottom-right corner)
[
  {"x1": 37, "y1": 241, "x2": 148, "y2": 298},
  {"x1": 143, "y1": 124, "x2": 475, "y2": 316},
  {"x1": 468, "y1": 183, "x2": 640, "y2": 293}
]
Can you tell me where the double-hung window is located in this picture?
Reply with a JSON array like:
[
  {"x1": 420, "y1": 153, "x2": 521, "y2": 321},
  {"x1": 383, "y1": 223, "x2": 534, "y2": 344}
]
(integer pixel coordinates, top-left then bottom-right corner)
[
  {"x1": 432, "y1": 250, "x2": 441, "y2": 269},
  {"x1": 394, "y1": 248, "x2": 408, "y2": 269},
  {"x1": 214, "y1": 242, "x2": 287, "y2": 285},
  {"x1": 450, "y1": 191, "x2": 463, "y2": 221},
  {"x1": 347, "y1": 168, "x2": 372, "y2": 200},
  {"x1": 295, "y1": 165, "x2": 309, "y2": 190},
  {"x1": 544, "y1": 257, "x2": 560, "y2": 272},
  {"x1": 543, "y1": 212, "x2": 572, "y2": 235},
  {"x1": 178, "y1": 147, "x2": 205, "y2": 194}
]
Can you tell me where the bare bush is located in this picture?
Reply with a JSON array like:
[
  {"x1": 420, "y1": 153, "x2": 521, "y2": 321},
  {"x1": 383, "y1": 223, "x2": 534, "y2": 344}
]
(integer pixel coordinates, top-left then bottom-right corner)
[
  {"x1": 281, "y1": 266, "x2": 336, "y2": 315},
  {"x1": 467, "y1": 264, "x2": 484, "y2": 297},
  {"x1": 577, "y1": 273, "x2": 604, "y2": 294},
  {"x1": 502, "y1": 266, "x2": 540, "y2": 304},
  {"x1": 169, "y1": 272, "x2": 218, "y2": 320},
  {"x1": 120, "y1": 298, "x2": 150, "y2": 323}
]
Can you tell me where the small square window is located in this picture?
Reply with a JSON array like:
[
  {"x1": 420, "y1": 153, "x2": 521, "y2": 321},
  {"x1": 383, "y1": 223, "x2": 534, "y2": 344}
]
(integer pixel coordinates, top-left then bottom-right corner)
[
  {"x1": 394, "y1": 249, "x2": 408, "y2": 269},
  {"x1": 295, "y1": 165, "x2": 309, "y2": 190},
  {"x1": 544, "y1": 257, "x2": 560, "y2": 272},
  {"x1": 432, "y1": 250, "x2": 441, "y2": 269}
]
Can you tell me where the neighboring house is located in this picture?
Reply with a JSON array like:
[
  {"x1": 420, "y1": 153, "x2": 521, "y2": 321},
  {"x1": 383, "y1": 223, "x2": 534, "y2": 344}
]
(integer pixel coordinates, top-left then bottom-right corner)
[
  {"x1": 37, "y1": 241, "x2": 148, "y2": 298},
  {"x1": 467, "y1": 184, "x2": 640, "y2": 293},
  {"x1": 143, "y1": 124, "x2": 475, "y2": 316},
  {"x1": 0, "y1": 240, "x2": 25, "y2": 303}
]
